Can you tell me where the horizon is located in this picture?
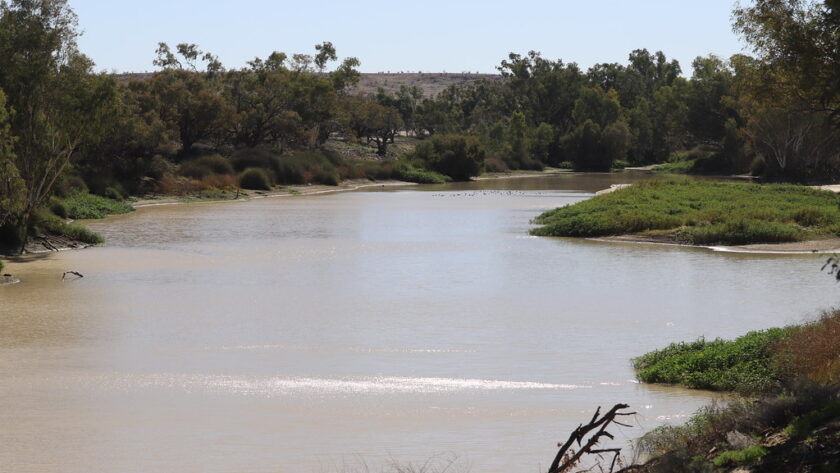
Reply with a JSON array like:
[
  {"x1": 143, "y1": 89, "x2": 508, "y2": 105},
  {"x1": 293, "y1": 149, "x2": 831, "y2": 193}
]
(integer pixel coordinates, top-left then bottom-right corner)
[{"x1": 73, "y1": 0, "x2": 748, "y2": 75}]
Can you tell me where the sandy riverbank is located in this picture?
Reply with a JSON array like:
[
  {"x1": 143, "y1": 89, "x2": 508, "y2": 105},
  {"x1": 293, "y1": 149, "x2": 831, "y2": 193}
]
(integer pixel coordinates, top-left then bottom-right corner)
[
  {"x1": 131, "y1": 179, "x2": 417, "y2": 208},
  {"x1": 590, "y1": 234, "x2": 840, "y2": 254}
]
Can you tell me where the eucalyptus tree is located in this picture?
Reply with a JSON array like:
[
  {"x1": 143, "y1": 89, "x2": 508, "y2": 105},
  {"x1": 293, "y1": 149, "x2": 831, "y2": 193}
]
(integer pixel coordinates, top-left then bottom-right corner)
[{"x1": 0, "y1": 0, "x2": 119, "y2": 249}]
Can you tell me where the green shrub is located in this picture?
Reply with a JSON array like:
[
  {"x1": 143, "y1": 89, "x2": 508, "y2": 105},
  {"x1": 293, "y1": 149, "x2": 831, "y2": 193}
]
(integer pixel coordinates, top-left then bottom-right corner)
[
  {"x1": 633, "y1": 328, "x2": 792, "y2": 393},
  {"x1": 0, "y1": 259, "x2": 4, "y2": 272},
  {"x1": 49, "y1": 197, "x2": 68, "y2": 219},
  {"x1": 54, "y1": 174, "x2": 88, "y2": 198},
  {"x1": 394, "y1": 162, "x2": 449, "y2": 184},
  {"x1": 410, "y1": 134, "x2": 485, "y2": 181},
  {"x1": 62, "y1": 193, "x2": 134, "y2": 220},
  {"x1": 239, "y1": 168, "x2": 272, "y2": 190},
  {"x1": 712, "y1": 446, "x2": 769, "y2": 467},
  {"x1": 180, "y1": 154, "x2": 234, "y2": 179}
]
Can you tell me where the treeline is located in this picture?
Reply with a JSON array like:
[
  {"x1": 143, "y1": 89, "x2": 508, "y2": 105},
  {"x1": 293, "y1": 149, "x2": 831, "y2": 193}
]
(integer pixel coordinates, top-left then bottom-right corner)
[
  {"x1": 0, "y1": 0, "x2": 838, "y2": 253},
  {"x1": 397, "y1": 0, "x2": 839, "y2": 178}
]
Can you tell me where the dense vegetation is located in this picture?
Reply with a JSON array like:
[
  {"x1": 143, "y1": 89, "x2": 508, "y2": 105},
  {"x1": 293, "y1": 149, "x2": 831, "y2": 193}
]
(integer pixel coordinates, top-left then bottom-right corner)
[
  {"x1": 531, "y1": 177, "x2": 840, "y2": 245},
  {"x1": 0, "y1": 0, "x2": 837, "y2": 256},
  {"x1": 627, "y1": 309, "x2": 840, "y2": 472}
]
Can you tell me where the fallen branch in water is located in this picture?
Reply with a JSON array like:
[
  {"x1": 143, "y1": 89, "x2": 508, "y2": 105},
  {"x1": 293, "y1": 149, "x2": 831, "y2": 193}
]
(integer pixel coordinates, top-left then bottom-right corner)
[
  {"x1": 62, "y1": 271, "x2": 84, "y2": 280},
  {"x1": 548, "y1": 404, "x2": 637, "y2": 473}
]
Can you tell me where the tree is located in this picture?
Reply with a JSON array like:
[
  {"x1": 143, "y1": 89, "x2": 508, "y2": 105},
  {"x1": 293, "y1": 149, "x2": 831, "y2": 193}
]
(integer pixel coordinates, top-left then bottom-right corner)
[
  {"x1": 0, "y1": 0, "x2": 119, "y2": 250},
  {"x1": 0, "y1": 89, "x2": 24, "y2": 229},
  {"x1": 412, "y1": 134, "x2": 485, "y2": 181}
]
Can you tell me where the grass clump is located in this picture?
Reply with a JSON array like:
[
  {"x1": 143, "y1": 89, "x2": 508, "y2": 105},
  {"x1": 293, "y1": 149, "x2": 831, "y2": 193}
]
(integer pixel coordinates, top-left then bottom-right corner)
[
  {"x1": 239, "y1": 168, "x2": 272, "y2": 190},
  {"x1": 633, "y1": 328, "x2": 792, "y2": 393},
  {"x1": 712, "y1": 445, "x2": 769, "y2": 467},
  {"x1": 62, "y1": 192, "x2": 134, "y2": 220},
  {"x1": 531, "y1": 176, "x2": 840, "y2": 245},
  {"x1": 35, "y1": 210, "x2": 103, "y2": 244}
]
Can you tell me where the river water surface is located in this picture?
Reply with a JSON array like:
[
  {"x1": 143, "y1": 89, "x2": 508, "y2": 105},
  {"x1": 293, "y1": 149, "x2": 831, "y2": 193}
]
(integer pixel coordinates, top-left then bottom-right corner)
[{"x1": 1, "y1": 173, "x2": 837, "y2": 473}]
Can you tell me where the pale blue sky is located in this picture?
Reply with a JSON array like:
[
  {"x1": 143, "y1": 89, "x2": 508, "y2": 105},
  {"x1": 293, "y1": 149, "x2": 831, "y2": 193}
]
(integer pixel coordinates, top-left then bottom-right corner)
[{"x1": 72, "y1": 0, "x2": 748, "y2": 75}]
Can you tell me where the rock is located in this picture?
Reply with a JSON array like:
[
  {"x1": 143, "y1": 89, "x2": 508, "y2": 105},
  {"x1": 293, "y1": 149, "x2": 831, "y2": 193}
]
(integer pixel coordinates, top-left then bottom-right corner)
[{"x1": 726, "y1": 430, "x2": 757, "y2": 450}]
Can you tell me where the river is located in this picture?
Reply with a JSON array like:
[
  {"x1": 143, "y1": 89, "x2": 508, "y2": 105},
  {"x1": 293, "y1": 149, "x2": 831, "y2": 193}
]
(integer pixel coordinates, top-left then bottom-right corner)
[{"x1": 1, "y1": 173, "x2": 837, "y2": 473}]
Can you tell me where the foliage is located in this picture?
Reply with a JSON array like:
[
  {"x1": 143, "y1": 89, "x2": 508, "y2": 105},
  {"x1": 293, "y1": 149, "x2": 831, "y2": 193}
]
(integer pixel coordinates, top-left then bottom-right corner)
[
  {"x1": 632, "y1": 328, "x2": 792, "y2": 393},
  {"x1": 0, "y1": 88, "x2": 24, "y2": 227},
  {"x1": 773, "y1": 309, "x2": 840, "y2": 385},
  {"x1": 531, "y1": 177, "x2": 840, "y2": 245},
  {"x1": 784, "y1": 399, "x2": 840, "y2": 439},
  {"x1": 410, "y1": 134, "x2": 485, "y2": 181},
  {"x1": 239, "y1": 168, "x2": 272, "y2": 190},
  {"x1": 35, "y1": 209, "x2": 103, "y2": 244},
  {"x1": 711, "y1": 445, "x2": 769, "y2": 467},
  {"x1": 179, "y1": 154, "x2": 234, "y2": 179},
  {"x1": 62, "y1": 193, "x2": 134, "y2": 220},
  {"x1": 393, "y1": 163, "x2": 449, "y2": 184}
]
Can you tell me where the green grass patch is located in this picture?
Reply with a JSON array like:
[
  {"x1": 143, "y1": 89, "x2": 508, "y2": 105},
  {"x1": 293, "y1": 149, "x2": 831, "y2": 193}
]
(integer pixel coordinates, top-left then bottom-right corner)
[
  {"x1": 62, "y1": 193, "x2": 134, "y2": 220},
  {"x1": 632, "y1": 328, "x2": 792, "y2": 393},
  {"x1": 36, "y1": 210, "x2": 103, "y2": 244},
  {"x1": 654, "y1": 159, "x2": 697, "y2": 173},
  {"x1": 531, "y1": 176, "x2": 840, "y2": 245},
  {"x1": 712, "y1": 445, "x2": 769, "y2": 467}
]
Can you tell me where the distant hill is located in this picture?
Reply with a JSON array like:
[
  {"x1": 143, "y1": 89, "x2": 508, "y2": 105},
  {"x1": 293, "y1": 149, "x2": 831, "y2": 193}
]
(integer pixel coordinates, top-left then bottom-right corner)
[
  {"x1": 352, "y1": 73, "x2": 502, "y2": 97},
  {"x1": 114, "y1": 72, "x2": 503, "y2": 98}
]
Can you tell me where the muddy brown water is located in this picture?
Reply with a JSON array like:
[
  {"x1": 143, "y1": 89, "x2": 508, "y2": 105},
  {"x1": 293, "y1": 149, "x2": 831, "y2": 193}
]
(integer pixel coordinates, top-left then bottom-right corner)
[{"x1": 2, "y1": 173, "x2": 837, "y2": 473}]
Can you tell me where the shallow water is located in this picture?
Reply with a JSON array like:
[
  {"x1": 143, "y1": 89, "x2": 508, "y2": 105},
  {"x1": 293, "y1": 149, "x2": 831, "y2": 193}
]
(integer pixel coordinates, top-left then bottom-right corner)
[{"x1": 1, "y1": 173, "x2": 836, "y2": 473}]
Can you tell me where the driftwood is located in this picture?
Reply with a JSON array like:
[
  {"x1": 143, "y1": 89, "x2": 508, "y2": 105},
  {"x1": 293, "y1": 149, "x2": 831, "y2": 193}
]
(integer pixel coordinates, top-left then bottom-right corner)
[
  {"x1": 62, "y1": 271, "x2": 84, "y2": 280},
  {"x1": 548, "y1": 404, "x2": 637, "y2": 473}
]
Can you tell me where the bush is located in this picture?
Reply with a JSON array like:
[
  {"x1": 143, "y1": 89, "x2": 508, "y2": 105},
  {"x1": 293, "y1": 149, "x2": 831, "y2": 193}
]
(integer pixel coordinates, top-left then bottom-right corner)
[
  {"x1": 632, "y1": 328, "x2": 792, "y2": 394},
  {"x1": 239, "y1": 168, "x2": 272, "y2": 190},
  {"x1": 484, "y1": 157, "x2": 509, "y2": 173},
  {"x1": 62, "y1": 193, "x2": 134, "y2": 220},
  {"x1": 180, "y1": 154, "x2": 234, "y2": 179},
  {"x1": 54, "y1": 174, "x2": 88, "y2": 198},
  {"x1": 394, "y1": 162, "x2": 449, "y2": 184},
  {"x1": 411, "y1": 134, "x2": 485, "y2": 181},
  {"x1": 774, "y1": 310, "x2": 840, "y2": 385},
  {"x1": 49, "y1": 197, "x2": 68, "y2": 219}
]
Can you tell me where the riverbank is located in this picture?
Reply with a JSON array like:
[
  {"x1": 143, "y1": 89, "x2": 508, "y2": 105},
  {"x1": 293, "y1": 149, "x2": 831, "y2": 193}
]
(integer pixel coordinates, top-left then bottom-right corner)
[
  {"x1": 533, "y1": 176, "x2": 840, "y2": 251},
  {"x1": 624, "y1": 311, "x2": 840, "y2": 473}
]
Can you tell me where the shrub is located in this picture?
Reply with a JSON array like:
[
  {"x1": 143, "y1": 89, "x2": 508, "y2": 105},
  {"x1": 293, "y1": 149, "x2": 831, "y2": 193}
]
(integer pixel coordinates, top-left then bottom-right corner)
[
  {"x1": 180, "y1": 154, "x2": 234, "y2": 179},
  {"x1": 231, "y1": 147, "x2": 276, "y2": 172},
  {"x1": 54, "y1": 174, "x2": 88, "y2": 198},
  {"x1": 49, "y1": 197, "x2": 68, "y2": 219},
  {"x1": 484, "y1": 157, "x2": 509, "y2": 173},
  {"x1": 62, "y1": 193, "x2": 134, "y2": 220},
  {"x1": 394, "y1": 162, "x2": 449, "y2": 184},
  {"x1": 411, "y1": 134, "x2": 485, "y2": 181},
  {"x1": 239, "y1": 168, "x2": 272, "y2": 190},
  {"x1": 632, "y1": 328, "x2": 792, "y2": 393},
  {"x1": 773, "y1": 310, "x2": 840, "y2": 385}
]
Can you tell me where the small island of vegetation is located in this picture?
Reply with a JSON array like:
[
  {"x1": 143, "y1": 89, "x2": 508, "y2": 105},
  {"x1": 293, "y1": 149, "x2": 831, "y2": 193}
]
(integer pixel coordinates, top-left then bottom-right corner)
[{"x1": 531, "y1": 177, "x2": 840, "y2": 246}]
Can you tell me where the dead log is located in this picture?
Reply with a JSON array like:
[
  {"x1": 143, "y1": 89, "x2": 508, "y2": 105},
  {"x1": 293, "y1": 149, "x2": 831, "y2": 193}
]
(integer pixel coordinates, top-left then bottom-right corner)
[
  {"x1": 548, "y1": 404, "x2": 637, "y2": 473},
  {"x1": 62, "y1": 271, "x2": 84, "y2": 280}
]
